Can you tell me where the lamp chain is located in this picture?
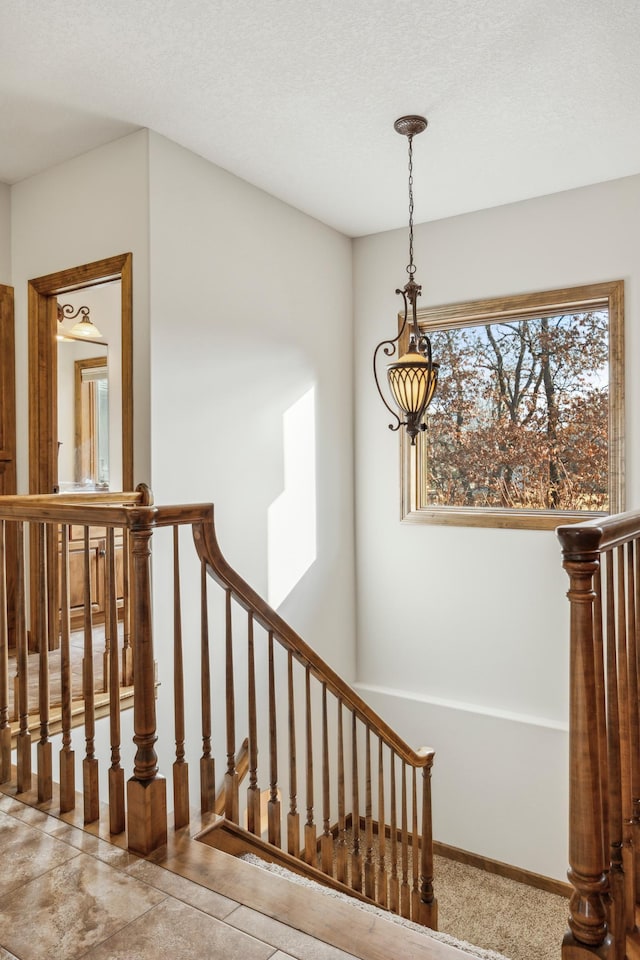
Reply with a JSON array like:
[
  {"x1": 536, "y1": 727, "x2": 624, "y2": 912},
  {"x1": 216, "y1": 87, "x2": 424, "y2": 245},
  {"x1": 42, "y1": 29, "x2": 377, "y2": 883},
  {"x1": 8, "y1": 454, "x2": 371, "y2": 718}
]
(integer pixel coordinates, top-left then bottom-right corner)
[{"x1": 407, "y1": 134, "x2": 415, "y2": 278}]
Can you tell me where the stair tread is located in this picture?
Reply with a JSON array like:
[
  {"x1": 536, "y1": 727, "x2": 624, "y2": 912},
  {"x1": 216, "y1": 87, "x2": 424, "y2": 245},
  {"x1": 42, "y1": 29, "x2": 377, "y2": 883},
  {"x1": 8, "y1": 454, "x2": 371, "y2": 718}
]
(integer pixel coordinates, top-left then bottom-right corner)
[{"x1": 150, "y1": 829, "x2": 481, "y2": 960}]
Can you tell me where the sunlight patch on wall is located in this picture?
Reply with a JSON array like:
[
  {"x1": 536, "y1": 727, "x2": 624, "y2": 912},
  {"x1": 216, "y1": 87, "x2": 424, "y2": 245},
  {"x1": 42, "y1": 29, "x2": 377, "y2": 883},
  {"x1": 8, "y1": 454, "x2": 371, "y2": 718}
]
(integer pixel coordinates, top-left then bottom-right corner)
[{"x1": 267, "y1": 387, "x2": 317, "y2": 609}]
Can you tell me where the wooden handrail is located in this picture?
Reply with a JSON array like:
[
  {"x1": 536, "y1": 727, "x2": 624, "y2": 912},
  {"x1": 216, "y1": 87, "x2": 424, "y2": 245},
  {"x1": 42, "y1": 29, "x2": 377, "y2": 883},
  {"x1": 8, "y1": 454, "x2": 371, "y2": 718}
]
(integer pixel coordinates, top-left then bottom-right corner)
[
  {"x1": 0, "y1": 493, "x2": 426, "y2": 769},
  {"x1": 0, "y1": 489, "x2": 437, "y2": 932},
  {"x1": 558, "y1": 509, "x2": 640, "y2": 553},
  {"x1": 191, "y1": 508, "x2": 434, "y2": 769}
]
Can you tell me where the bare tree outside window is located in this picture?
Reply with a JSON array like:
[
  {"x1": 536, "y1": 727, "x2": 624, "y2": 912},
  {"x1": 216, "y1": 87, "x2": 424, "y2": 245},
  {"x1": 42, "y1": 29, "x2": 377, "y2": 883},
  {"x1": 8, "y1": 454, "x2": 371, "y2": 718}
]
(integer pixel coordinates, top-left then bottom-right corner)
[{"x1": 400, "y1": 282, "x2": 624, "y2": 530}]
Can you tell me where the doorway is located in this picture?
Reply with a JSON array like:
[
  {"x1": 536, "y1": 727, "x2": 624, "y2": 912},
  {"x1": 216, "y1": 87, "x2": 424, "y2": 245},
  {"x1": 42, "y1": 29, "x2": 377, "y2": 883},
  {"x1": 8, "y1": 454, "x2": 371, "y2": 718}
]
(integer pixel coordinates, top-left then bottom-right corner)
[
  {"x1": 28, "y1": 253, "x2": 133, "y2": 496},
  {"x1": 27, "y1": 254, "x2": 133, "y2": 650}
]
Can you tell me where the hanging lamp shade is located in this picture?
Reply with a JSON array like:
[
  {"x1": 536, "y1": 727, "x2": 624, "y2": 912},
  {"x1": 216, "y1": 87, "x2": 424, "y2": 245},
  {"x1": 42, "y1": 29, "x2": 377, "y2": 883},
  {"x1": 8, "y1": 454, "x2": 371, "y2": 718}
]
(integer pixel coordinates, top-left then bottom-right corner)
[{"x1": 387, "y1": 349, "x2": 438, "y2": 418}]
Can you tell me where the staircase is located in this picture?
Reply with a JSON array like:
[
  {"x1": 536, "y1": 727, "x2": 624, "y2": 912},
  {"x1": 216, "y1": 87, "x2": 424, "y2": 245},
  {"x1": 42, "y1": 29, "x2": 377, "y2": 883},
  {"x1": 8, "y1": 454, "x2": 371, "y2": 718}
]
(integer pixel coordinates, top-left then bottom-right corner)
[
  {"x1": 0, "y1": 785, "x2": 479, "y2": 960},
  {"x1": 0, "y1": 488, "x2": 437, "y2": 941},
  {"x1": 4, "y1": 488, "x2": 640, "y2": 958}
]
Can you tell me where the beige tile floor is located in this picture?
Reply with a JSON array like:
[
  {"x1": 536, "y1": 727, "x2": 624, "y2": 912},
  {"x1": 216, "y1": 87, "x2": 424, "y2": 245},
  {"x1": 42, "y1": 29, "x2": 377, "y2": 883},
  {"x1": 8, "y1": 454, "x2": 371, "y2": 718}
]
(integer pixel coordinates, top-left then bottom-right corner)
[{"x1": 0, "y1": 794, "x2": 360, "y2": 960}]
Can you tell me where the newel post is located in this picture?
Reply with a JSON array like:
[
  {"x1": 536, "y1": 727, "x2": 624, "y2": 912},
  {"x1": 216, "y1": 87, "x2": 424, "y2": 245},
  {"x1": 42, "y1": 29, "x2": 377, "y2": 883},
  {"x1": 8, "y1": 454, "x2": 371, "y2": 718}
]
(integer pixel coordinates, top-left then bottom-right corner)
[
  {"x1": 126, "y1": 507, "x2": 167, "y2": 854},
  {"x1": 558, "y1": 525, "x2": 611, "y2": 960},
  {"x1": 418, "y1": 748, "x2": 437, "y2": 930}
]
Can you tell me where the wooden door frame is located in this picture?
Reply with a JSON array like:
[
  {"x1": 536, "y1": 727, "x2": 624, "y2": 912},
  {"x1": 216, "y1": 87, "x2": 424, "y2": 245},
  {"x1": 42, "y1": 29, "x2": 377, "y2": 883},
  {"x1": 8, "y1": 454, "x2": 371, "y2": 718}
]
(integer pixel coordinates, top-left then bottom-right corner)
[
  {"x1": 0, "y1": 286, "x2": 17, "y2": 493},
  {"x1": 28, "y1": 252, "x2": 133, "y2": 495},
  {"x1": 0, "y1": 285, "x2": 17, "y2": 646},
  {"x1": 27, "y1": 254, "x2": 133, "y2": 650}
]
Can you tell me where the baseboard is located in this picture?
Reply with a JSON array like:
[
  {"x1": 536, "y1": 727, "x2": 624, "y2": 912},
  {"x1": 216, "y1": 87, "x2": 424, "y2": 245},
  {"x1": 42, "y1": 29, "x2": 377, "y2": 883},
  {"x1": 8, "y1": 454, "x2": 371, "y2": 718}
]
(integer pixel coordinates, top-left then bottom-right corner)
[
  {"x1": 351, "y1": 814, "x2": 571, "y2": 899},
  {"x1": 433, "y1": 840, "x2": 571, "y2": 899}
]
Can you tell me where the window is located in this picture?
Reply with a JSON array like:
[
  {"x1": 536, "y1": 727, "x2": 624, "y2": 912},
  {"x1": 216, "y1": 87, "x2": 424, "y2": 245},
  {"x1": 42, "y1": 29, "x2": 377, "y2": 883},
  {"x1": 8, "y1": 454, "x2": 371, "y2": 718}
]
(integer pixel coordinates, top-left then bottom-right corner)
[{"x1": 401, "y1": 281, "x2": 624, "y2": 530}]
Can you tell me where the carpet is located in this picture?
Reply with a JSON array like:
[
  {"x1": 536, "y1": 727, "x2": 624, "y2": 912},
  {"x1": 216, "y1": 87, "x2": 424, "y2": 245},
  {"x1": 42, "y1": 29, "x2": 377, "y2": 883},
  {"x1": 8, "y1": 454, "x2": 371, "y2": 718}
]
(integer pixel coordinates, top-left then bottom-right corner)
[{"x1": 240, "y1": 852, "x2": 510, "y2": 960}]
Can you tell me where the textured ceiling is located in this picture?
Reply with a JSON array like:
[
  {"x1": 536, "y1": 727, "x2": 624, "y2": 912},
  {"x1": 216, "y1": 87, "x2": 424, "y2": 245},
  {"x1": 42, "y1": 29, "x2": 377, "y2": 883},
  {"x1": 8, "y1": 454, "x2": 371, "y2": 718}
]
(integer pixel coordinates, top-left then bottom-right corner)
[{"x1": 1, "y1": 0, "x2": 639, "y2": 237}]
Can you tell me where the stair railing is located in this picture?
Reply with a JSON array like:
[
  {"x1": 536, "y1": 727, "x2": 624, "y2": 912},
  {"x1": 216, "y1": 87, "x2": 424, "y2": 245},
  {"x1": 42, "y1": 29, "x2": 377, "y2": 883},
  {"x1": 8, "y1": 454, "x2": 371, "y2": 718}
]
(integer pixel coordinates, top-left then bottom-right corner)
[
  {"x1": 0, "y1": 488, "x2": 437, "y2": 931},
  {"x1": 558, "y1": 510, "x2": 640, "y2": 960}
]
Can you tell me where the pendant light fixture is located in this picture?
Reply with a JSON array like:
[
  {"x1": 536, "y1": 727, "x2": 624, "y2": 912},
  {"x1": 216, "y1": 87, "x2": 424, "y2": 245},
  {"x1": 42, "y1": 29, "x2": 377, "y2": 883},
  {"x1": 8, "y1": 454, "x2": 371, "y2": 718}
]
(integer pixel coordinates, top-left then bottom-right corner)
[
  {"x1": 57, "y1": 303, "x2": 103, "y2": 340},
  {"x1": 373, "y1": 115, "x2": 438, "y2": 444}
]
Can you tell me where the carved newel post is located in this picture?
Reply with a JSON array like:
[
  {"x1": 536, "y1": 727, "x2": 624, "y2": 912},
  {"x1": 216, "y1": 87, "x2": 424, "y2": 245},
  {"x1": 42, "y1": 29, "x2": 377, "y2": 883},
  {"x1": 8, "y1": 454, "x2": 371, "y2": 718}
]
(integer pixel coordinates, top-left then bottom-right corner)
[
  {"x1": 558, "y1": 525, "x2": 611, "y2": 960},
  {"x1": 127, "y1": 507, "x2": 167, "y2": 854}
]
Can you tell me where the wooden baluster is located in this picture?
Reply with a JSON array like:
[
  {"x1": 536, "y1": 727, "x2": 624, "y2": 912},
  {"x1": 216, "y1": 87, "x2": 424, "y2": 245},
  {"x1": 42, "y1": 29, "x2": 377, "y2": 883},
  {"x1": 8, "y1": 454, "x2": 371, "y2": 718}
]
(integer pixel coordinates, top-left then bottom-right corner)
[
  {"x1": 268, "y1": 631, "x2": 281, "y2": 847},
  {"x1": 365, "y1": 726, "x2": 375, "y2": 899},
  {"x1": 400, "y1": 760, "x2": 411, "y2": 917},
  {"x1": 558, "y1": 526, "x2": 608, "y2": 955},
  {"x1": 304, "y1": 665, "x2": 317, "y2": 864},
  {"x1": 15, "y1": 521, "x2": 31, "y2": 793},
  {"x1": 592, "y1": 565, "x2": 609, "y2": 883},
  {"x1": 411, "y1": 767, "x2": 419, "y2": 920},
  {"x1": 59, "y1": 525, "x2": 75, "y2": 812},
  {"x1": 626, "y1": 541, "x2": 640, "y2": 904},
  {"x1": 287, "y1": 649, "x2": 300, "y2": 855},
  {"x1": 200, "y1": 558, "x2": 215, "y2": 814},
  {"x1": 634, "y1": 541, "x2": 640, "y2": 911},
  {"x1": 377, "y1": 737, "x2": 388, "y2": 907},
  {"x1": 121, "y1": 528, "x2": 133, "y2": 686},
  {"x1": 127, "y1": 511, "x2": 167, "y2": 854},
  {"x1": 82, "y1": 525, "x2": 99, "y2": 822},
  {"x1": 420, "y1": 753, "x2": 437, "y2": 928},
  {"x1": 617, "y1": 544, "x2": 636, "y2": 932},
  {"x1": 46, "y1": 519, "x2": 58, "y2": 653},
  {"x1": 389, "y1": 749, "x2": 399, "y2": 913},
  {"x1": 172, "y1": 527, "x2": 189, "y2": 829},
  {"x1": 246, "y1": 612, "x2": 260, "y2": 835},
  {"x1": 37, "y1": 523, "x2": 52, "y2": 802},
  {"x1": 336, "y1": 697, "x2": 348, "y2": 882},
  {"x1": 0, "y1": 520, "x2": 10, "y2": 783},
  {"x1": 224, "y1": 589, "x2": 239, "y2": 822},
  {"x1": 603, "y1": 554, "x2": 625, "y2": 960},
  {"x1": 351, "y1": 713, "x2": 362, "y2": 892},
  {"x1": 107, "y1": 529, "x2": 125, "y2": 834},
  {"x1": 102, "y1": 532, "x2": 111, "y2": 693},
  {"x1": 320, "y1": 682, "x2": 333, "y2": 874}
]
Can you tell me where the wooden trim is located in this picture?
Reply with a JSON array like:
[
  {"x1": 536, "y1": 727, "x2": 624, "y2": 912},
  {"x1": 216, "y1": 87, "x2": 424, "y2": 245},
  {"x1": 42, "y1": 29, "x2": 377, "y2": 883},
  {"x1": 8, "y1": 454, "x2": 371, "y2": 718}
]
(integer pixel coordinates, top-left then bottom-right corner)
[
  {"x1": 120, "y1": 254, "x2": 133, "y2": 490},
  {"x1": 0, "y1": 286, "x2": 17, "y2": 492},
  {"x1": 353, "y1": 815, "x2": 571, "y2": 899},
  {"x1": 197, "y1": 817, "x2": 377, "y2": 907},
  {"x1": 400, "y1": 279, "x2": 625, "y2": 530},
  {"x1": 214, "y1": 738, "x2": 249, "y2": 816},
  {"x1": 0, "y1": 286, "x2": 17, "y2": 647},
  {"x1": 433, "y1": 840, "x2": 572, "y2": 899},
  {"x1": 28, "y1": 284, "x2": 57, "y2": 496}
]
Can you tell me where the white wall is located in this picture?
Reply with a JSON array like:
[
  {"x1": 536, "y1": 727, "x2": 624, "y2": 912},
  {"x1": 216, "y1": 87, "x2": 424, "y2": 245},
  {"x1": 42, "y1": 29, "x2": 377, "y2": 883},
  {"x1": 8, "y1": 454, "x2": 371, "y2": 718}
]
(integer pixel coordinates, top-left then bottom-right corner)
[
  {"x1": 353, "y1": 174, "x2": 640, "y2": 880},
  {"x1": 148, "y1": 133, "x2": 355, "y2": 679},
  {"x1": 0, "y1": 182, "x2": 10, "y2": 284},
  {"x1": 10, "y1": 130, "x2": 150, "y2": 492}
]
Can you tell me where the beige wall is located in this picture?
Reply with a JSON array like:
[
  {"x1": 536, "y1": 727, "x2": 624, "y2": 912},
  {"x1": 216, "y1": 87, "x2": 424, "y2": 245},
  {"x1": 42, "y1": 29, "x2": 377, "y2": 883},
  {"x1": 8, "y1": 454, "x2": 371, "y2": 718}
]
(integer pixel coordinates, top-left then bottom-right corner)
[
  {"x1": 146, "y1": 133, "x2": 356, "y2": 815},
  {"x1": 353, "y1": 173, "x2": 640, "y2": 878},
  {"x1": 147, "y1": 132, "x2": 356, "y2": 679}
]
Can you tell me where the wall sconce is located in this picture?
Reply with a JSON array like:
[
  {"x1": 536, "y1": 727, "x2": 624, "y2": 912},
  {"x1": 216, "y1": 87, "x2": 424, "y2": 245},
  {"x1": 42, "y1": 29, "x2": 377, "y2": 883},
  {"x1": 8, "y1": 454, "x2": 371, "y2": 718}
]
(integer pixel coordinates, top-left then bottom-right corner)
[
  {"x1": 373, "y1": 116, "x2": 438, "y2": 445},
  {"x1": 57, "y1": 303, "x2": 103, "y2": 340}
]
